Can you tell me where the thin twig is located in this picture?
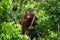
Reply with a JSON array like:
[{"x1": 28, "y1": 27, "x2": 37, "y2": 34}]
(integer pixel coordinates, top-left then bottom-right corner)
[
  {"x1": 28, "y1": 16, "x2": 36, "y2": 29},
  {"x1": 58, "y1": 24, "x2": 60, "y2": 40},
  {"x1": 9, "y1": 0, "x2": 19, "y2": 24}
]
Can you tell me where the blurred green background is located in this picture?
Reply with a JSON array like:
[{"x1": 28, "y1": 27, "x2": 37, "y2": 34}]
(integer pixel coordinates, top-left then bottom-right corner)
[{"x1": 0, "y1": 0, "x2": 59, "y2": 40}]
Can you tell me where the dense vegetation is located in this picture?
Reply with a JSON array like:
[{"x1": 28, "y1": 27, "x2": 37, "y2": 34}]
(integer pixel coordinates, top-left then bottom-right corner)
[{"x1": 0, "y1": 0, "x2": 59, "y2": 40}]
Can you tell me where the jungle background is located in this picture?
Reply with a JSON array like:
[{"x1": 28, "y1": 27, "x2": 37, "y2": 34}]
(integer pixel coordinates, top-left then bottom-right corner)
[{"x1": 0, "y1": 0, "x2": 59, "y2": 40}]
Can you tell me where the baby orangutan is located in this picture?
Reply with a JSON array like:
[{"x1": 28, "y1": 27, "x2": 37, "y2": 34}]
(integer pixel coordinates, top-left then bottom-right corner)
[{"x1": 21, "y1": 9, "x2": 38, "y2": 35}]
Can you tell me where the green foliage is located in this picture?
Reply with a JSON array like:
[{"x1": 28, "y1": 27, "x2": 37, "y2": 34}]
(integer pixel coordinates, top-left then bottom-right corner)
[
  {"x1": 0, "y1": 22, "x2": 28, "y2": 40},
  {"x1": 0, "y1": 0, "x2": 59, "y2": 40},
  {"x1": 0, "y1": 0, "x2": 12, "y2": 16}
]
